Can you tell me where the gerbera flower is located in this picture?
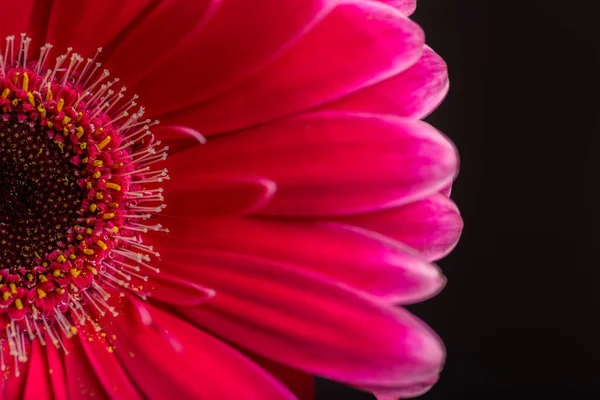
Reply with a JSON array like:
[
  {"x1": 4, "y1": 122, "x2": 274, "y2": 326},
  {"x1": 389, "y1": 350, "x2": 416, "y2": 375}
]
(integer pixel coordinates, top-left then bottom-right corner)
[{"x1": 0, "y1": 0, "x2": 462, "y2": 399}]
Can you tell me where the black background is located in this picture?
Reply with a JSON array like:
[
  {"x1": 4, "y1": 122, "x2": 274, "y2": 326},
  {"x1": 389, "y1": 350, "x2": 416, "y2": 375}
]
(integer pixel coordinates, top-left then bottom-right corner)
[{"x1": 317, "y1": 0, "x2": 600, "y2": 398}]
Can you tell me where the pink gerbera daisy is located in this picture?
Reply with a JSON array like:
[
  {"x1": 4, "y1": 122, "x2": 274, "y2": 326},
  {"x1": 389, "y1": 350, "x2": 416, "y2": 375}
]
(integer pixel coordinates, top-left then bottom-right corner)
[{"x1": 0, "y1": 0, "x2": 462, "y2": 399}]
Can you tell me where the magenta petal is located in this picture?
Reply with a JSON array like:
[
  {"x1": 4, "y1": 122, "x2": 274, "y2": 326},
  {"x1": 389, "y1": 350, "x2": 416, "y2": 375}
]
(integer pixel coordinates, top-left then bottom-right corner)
[
  {"x1": 160, "y1": 249, "x2": 445, "y2": 389},
  {"x1": 78, "y1": 328, "x2": 144, "y2": 399},
  {"x1": 104, "y1": 0, "x2": 219, "y2": 88},
  {"x1": 0, "y1": 1, "x2": 35, "y2": 43},
  {"x1": 376, "y1": 0, "x2": 417, "y2": 16},
  {"x1": 148, "y1": 272, "x2": 216, "y2": 307},
  {"x1": 160, "y1": 0, "x2": 424, "y2": 135},
  {"x1": 162, "y1": 175, "x2": 277, "y2": 216},
  {"x1": 151, "y1": 217, "x2": 444, "y2": 304},
  {"x1": 166, "y1": 112, "x2": 458, "y2": 216},
  {"x1": 64, "y1": 335, "x2": 110, "y2": 399},
  {"x1": 46, "y1": 344, "x2": 68, "y2": 400},
  {"x1": 1, "y1": 341, "x2": 30, "y2": 398},
  {"x1": 339, "y1": 194, "x2": 463, "y2": 262},
  {"x1": 138, "y1": 0, "x2": 333, "y2": 117},
  {"x1": 323, "y1": 46, "x2": 449, "y2": 119},
  {"x1": 22, "y1": 341, "x2": 52, "y2": 400},
  {"x1": 105, "y1": 298, "x2": 298, "y2": 400},
  {"x1": 45, "y1": 0, "x2": 150, "y2": 57}
]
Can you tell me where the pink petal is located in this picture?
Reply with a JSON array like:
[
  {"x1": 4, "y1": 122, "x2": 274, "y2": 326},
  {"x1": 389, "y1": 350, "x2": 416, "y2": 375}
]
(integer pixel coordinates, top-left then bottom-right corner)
[
  {"x1": 104, "y1": 0, "x2": 219, "y2": 88},
  {"x1": 45, "y1": 0, "x2": 150, "y2": 57},
  {"x1": 0, "y1": 1, "x2": 35, "y2": 42},
  {"x1": 338, "y1": 194, "x2": 463, "y2": 262},
  {"x1": 165, "y1": 112, "x2": 458, "y2": 216},
  {"x1": 322, "y1": 46, "x2": 449, "y2": 119},
  {"x1": 103, "y1": 298, "x2": 297, "y2": 400},
  {"x1": 78, "y1": 329, "x2": 144, "y2": 399},
  {"x1": 136, "y1": 0, "x2": 333, "y2": 116},
  {"x1": 22, "y1": 341, "x2": 52, "y2": 400},
  {"x1": 148, "y1": 272, "x2": 216, "y2": 307},
  {"x1": 160, "y1": 0, "x2": 424, "y2": 135},
  {"x1": 162, "y1": 175, "x2": 277, "y2": 216},
  {"x1": 0, "y1": 341, "x2": 30, "y2": 398},
  {"x1": 64, "y1": 336, "x2": 111, "y2": 399},
  {"x1": 150, "y1": 217, "x2": 444, "y2": 304},
  {"x1": 376, "y1": 0, "x2": 417, "y2": 16},
  {"x1": 46, "y1": 344, "x2": 68, "y2": 400},
  {"x1": 157, "y1": 249, "x2": 445, "y2": 390}
]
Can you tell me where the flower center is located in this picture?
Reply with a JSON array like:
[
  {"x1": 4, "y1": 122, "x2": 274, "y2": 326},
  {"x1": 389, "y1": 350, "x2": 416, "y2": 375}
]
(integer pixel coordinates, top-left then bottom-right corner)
[
  {"x1": 0, "y1": 118, "x2": 83, "y2": 271},
  {"x1": 0, "y1": 34, "x2": 168, "y2": 375}
]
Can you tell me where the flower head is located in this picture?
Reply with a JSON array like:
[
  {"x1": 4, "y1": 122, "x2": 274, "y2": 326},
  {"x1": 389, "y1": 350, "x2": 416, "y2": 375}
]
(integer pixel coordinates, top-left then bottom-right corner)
[{"x1": 0, "y1": 1, "x2": 462, "y2": 399}]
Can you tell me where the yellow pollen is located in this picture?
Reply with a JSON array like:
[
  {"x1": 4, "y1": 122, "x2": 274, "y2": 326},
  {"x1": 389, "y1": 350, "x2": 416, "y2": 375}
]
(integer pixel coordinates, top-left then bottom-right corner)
[
  {"x1": 86, "y1": 228, "x2": 93, "y2": 235},
  {"x1": 63, "y1": 116, "x2": 71, "y2": 124},
  {"x1": 83, "y1": 249, "x2": 95, "y2": 255},
  {"x1": 36, "y1": 289, "x2": 47, "y2": 299},
  {"x1": 53, "y1": 269, "x2": 62, "y2": 277},
  {"x1": 22, "y1": 73, "x2": 29, "y2": 92},
  {"x1": 93, "y1": 171, "x2": 101, "y2": 179},
  {"x1": 57, "y1": 255, "x2": 66, "y2": 263},
  {"x1": 93, "y1": 160, "x2": 103, "y2": 167},
  {"x1": 106, "y1": 182, "x2": 121, "y2": 191},
  {"x1": 47, "y1": 121, "x2": 53, "y2": 128},
  {"x1": 79, "y1": 142, "x2": 88, "y2": 150},
  {"x1": 26, "y1": 273, "x2": 33, "y2": 282},
  {"x1": 11, "y1": 98, "x2": 18, "y2": 107},
  {"x1": 69, "y1": 253, "x2": 76, "y2": 260},
  {"x1": 57, "y1": 98, "x2": 64, "y2": 112},
  {"x1": 70, "y1": 268, "x2": 81, "y2": 278},
  {"x1": 76, "y1": 234, "x2": 83, "y2": 241},
  {"x1": 110, "y1": 226, "x2": 119, "y2": 233},
  {"x1": 70, "y1": 326, "x2": 78, "y2": 335},
  {"x1": 97, "y1": 135, "x2": 111, "y2": 150},
  {"x1": 1, "y1": 88, "x2": 10, "y2": 99},
  {"x1": 86, "y1": 181, "x2": 92, "y2": 190},
  {"x1": 89, "y1": 203, "x2": 97, "y2": 212},
  {"x1": 37, "y1": 104, "x2": 46, "y2": 117},
  {"x1": 2, "y1": 292, "x2": 10, "y2": 301},
  {"x1": 45, "y1": 86, "x2": 53, "y2": 101},
  {"x1": 9, "y1": 283, "x2": 16, "y2": 294},
  {"x1": 55, "y1": 288, "x2": 65, "y2": 295},
  {"x1": 95, "y1": 192, "x2": 104, "y2": 200},
  {"x1": 76, "y1": 126, "x2": 84, "y2": 138},
  {"x1": 39, "y1": 275, "x2": 48, "y2": 283},
  {"x1": 14, "y1": 299, "x2": 23, "y2": 310},
  {"x1": 87, "y1": 265, "x2": 98, "y2": 275},
  {"x1": 96, "y1": 240, "x2": 108, "y2": 250},
  {"x1": 103, "y1": 213, "x2": 115, "y2": 220},
  {"x1": 27, "y1": 92, "x2": 35, "y2": 106}
]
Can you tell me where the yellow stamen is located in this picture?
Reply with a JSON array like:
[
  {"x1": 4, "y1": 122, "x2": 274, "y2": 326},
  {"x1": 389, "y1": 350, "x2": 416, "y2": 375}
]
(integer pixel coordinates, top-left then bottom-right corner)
[
  {"x1": 87, "y1": 265, "x2": 98, "y2": 275},
  {"x1": 9, "y1": 283, "x2": 16, "y2": 294},
  {"x1": 14, "y1": 299, "x2": 23, "y2": 310},
  {"x1": 103, "y1": 213, "x2": 115, "y2": 220},
  {"x1": 89, "y1": 203, "x2": 97, "y2": 213},
  {"x1": 57, "y1": 255, "x2": 66, "y2": 263},
  {"x1": 57, "y1": 98, "x2": 64, "y2": 112},
  {"x1": 96, "y1": 240, "x2": 107, "y2": 250},
  {"x1": 93, "y1": 160, "x2": 103, "y2": 167},
  {"x1": 26, "y1": 92, "x2": 35, "y2": 106},
  {"x1": 53, "y1": 269, "x2": 62, "y2": 277},
  {"x1": 70, "y1": 326, "x2": 78, "y2": 335},
  {"x1": 37, "y1": 104, "x2": 46, "y2": 118},
  {"x1": 22, "y1": 72, "x2": 29, "y2": 92},
  {"x1": 39, "y1": 275, "x2": 48, "y2": 283},
  {"x1": 106, "y1": 182, "x2": 121, "y2": 191},
  {"x1": 70, "y1": 268, "x2": 81, "y2": 278},
  {"x1": 2, "y1": 292, "x2": 10, "y2": 301},
  {"x1": 1, "y1": 88, "x2": 10, "y2": 99},
  {"x1": 36, "y1": 289, "x2": 47, "y2": 299},
  {"x1": 97, "y1": 135, "x2": 111, "y2": 150},
  {"x1": 83, "y1": 249, "x2": 95, "y2": 255}
]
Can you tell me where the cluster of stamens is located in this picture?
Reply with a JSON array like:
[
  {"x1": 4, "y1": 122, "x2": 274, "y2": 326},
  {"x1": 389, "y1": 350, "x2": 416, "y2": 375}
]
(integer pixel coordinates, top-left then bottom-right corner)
[{"x1": 0, "y1": 34, "x2": 168, "y2": 376}]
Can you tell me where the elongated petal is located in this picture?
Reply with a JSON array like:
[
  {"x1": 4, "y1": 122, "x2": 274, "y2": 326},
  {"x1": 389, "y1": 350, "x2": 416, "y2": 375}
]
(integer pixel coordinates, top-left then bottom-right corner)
[
  {"x1": 104, "y1": 0, "x2": 219, "y2": 87},
  {"x1": 103, "y1": 299, "x2": 297, "y2": 400},
  {"x1": 137, "y1": 0, "x2": 333, "y2": 116},
  {"x1": 338, "y1": 194, "x2": 463, "y2": 261},
  {"x1": 166, "y1": 112, "x2": 458, "y2": 216},
  {"x1": 78, "y1": 330, "x2": 144, "y2": 400},
  {"x1": 377, "y1": 0, "x2": 417, "y2": 16},
  {"x1": 46, "y1": 343, "x2": 68, "y2": 400},
  {"x1": 162, "y1": 175, "x2": 277, "y2": 216},
  {"x1": 160, "y1": 0, "x2": 424, "y2": 135},
  {"x1": 45, "y1": 0, "x2": 150, "y2": 57},
  {"x1": 22, "y1": 341, "x2": 52, "y2": 400},
  {"x1": 322, "y1": 46, "x2": 449, "y2": 119},
  {"x1": 150, "y1": 217, "x2": 444, "y2": 304},
  {"x1": 64, "y1": 336, "x2": 110, "y2": 399},
  {"x1": 154, "y1": 249, "x2": 444, "y2": 390},
  {"x1": 0, "y1": 1, "x2": 35, "y2": 42}
]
